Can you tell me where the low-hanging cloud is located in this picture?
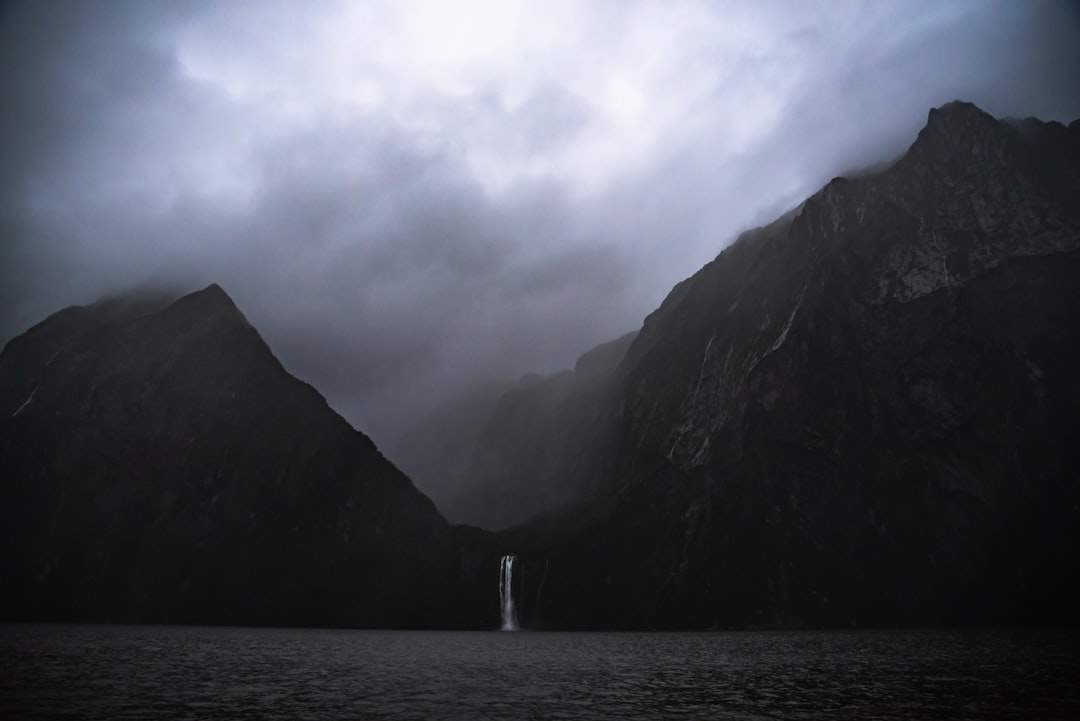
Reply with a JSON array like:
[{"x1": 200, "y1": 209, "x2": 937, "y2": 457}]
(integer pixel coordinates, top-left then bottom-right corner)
[{"x1": 2, "y1": 0, "x2": 1079, "y2": 503}]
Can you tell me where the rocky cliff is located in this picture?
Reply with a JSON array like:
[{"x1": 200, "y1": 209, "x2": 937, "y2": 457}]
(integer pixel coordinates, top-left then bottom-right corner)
[
  {"x1": 0, "y1": 284, "x2": 464, "y2": 627},
  {"x1": 500, "y1": 102, "x2": 1080, "y2": 629}
]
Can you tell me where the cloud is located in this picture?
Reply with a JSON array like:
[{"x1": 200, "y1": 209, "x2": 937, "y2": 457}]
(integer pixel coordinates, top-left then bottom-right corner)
[{"x1": 2, "y1": 0, "x2": 1079, "y2": 500}]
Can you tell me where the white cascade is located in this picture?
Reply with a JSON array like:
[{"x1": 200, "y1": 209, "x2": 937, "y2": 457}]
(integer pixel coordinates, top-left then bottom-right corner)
[{"x1": 499, "y1": 554, "x2": 518, "y2": 630}]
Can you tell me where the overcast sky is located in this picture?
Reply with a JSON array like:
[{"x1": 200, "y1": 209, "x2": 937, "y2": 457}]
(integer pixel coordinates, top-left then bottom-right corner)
[{"x1": 2, "y1": 0, "x2": 1079, "y2": 496}]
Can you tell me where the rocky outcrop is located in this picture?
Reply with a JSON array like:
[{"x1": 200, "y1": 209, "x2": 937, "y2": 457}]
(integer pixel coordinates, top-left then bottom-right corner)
[
  {"x1": 504, "y1": 102, "x2": 1080, "y2": 629},
  {"x1": 0, "y1": 284, "x2": 466, "y2": 628}
]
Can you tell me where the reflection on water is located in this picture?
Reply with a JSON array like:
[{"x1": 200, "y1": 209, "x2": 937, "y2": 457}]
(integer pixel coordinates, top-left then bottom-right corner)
[{"x1": 2, "y1": 625, "x2": 1077, "y2": 719}]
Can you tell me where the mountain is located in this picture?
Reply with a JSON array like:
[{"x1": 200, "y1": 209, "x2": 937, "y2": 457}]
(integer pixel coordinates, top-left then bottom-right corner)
[
  {"x1": 454, "y1": 330, "x2": 638, "y2": 530},
  {"x1": 0, "y1": 284, "x2": 465, "y2": 628},
  {"x1": 387, "y1": 377, "x2": 514, "y2": 525},
  {"x1": 4, "y1": 101, "x2": 1076, "y2": 632},
  {"x1": 496, "y1": 102, "x2": 1080, "y2": 629}
]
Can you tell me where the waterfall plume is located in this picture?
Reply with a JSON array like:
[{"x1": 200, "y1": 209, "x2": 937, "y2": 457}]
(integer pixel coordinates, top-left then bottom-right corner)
[{"x1": 499, "y1": 555, "x2": 518, "y2": 630}]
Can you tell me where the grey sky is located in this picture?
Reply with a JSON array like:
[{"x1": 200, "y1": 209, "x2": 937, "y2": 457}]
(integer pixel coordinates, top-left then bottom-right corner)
[{"x1": 2, "y1": 0, "x2": 1079, "y2": 498}]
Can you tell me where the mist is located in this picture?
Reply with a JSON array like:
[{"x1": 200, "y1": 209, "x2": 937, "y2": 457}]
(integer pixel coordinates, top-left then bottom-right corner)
[{"x1": 2, "y1": 0, "x2": 1078, "y2": 508}]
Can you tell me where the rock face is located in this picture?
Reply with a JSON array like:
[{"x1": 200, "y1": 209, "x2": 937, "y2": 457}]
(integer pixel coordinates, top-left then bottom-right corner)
[
  {"x1": 0, "y1": 284, "x2": 461, "y2": 628},
  {"x1": 500, "y1": 102, "x2": 1080, "y2": 629},
  {"x1": 455, "y1": 330, "x2": 637, "y2": 530}
]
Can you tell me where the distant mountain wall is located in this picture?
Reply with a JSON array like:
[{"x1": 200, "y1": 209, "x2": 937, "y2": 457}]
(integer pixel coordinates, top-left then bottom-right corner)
[{"x1": 452, "y1": 330, "x2": 638, "y2": 530}]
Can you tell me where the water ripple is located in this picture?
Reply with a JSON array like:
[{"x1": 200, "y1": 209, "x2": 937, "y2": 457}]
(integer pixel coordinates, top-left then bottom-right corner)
[{"x1": 2, "y1": 625, "x2": 1077, "y2": 719}]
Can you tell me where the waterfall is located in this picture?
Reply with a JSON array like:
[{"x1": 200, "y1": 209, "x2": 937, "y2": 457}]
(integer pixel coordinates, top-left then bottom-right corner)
[{"x1": 499, "y1": 554, "x2": 518, "y2": 630}]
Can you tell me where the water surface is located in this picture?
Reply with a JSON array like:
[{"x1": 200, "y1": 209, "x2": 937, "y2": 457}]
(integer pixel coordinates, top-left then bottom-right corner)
[{"x1": 2, "y1": 624, "x2": 1077, "y2": 719}]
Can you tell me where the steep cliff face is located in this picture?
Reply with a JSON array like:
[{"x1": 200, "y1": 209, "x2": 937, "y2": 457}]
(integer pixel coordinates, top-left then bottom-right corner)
[
  {"x1": 0, "y1": 284, "x2": 461, "y2": 628},
  {"x1": 454, "y1": 330, "x2": 637, "y2": 530},
  {"x1": 508, "y1": 102, "x2": 1080, "y2": 629}
]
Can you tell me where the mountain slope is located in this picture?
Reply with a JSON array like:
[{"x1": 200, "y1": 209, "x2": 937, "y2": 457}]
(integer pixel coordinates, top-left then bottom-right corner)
[
  {"x1": 455, "y1": 330, "x2": 638, "y2": 530},
  {"x1": 0, "y1": 284, "x2": 460, "y2": 627},
  {"x1": 505, "y1": 101, "x2": 1080, "y2": 629}
]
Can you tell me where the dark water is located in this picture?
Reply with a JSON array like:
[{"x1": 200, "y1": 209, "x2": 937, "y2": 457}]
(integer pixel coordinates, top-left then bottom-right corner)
[{"x1": 2, "y1": 625, "x2": 1077, "y2": 720}]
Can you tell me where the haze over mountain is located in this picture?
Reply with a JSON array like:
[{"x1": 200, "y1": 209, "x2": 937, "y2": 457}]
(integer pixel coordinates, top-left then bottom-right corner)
[
  {"x1": 497, "y1": 101, "x2": 1080, "y2": 629},
  {"x1": 450, "y1": 330, "x2": 638, "y2": 528},
  {"x1": 0, "y1": 284, "x2": 475, "y2": 627},
  {"x1": 3, "y1": 1, "x2": 1079, "y2": 513},
  {"x1": 3, "y1": 100, "x2": 1076, "y2": 631}
]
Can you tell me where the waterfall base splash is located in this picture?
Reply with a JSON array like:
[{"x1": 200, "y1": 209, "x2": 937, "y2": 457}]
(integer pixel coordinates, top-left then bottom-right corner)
[{"x1": 499, "y1": 555, "x2": 518, "y2": 631}]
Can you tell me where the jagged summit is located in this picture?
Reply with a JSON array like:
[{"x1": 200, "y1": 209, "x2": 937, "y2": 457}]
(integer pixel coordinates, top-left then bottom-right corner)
[
  {"x1": 920, "y1": 99, "x2": 999, "y2": 145},
  {"x1": 902, "y1": 100, "x2": 1010, "y2": 167},
  {"x1": 928, "y1": 99, "x2": 994, "y2": 125}
]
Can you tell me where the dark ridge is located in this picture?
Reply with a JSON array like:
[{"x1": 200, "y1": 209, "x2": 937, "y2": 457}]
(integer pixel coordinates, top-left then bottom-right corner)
[
  {"x1": 0, "y1": 283, "x2": 489, "y2": 629},
  {"x1": 574, "y1": 330, "x2": 638, "y2": 378},
  {"x1": 481, "y1": 101, "x2": 1080, "y2": 630}
]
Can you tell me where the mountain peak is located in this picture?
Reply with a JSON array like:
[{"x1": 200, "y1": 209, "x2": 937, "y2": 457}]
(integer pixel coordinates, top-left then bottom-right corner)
[
  {"x1": 0, "y1": 277, "x2": 460, "y2": 628},
  {"x1": 925, "y1": 100, "x2": 998, "y2": 139},
  {"x1": 163, "y1": 283, "x2": 250, "y2": 329},
  {"x1": 930, "y1": 99, "x2": 990, "y2": 121},
  {"x1": 475, "y1": 102, "x2": 1080, "y2": 629},
  {"x1": 906, "y1": 99, "x2": 1007, "y2": 167},
  {"x1": 189, "y1": 282, "x2": 237, "y2": 307}
]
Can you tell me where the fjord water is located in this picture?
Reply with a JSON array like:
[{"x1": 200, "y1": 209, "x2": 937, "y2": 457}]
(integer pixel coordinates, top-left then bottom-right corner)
[{"x1": 2, "y1": 625, "x2": 1077, "y2": 719}]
